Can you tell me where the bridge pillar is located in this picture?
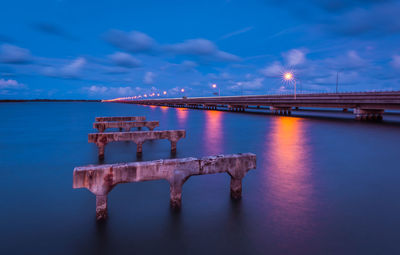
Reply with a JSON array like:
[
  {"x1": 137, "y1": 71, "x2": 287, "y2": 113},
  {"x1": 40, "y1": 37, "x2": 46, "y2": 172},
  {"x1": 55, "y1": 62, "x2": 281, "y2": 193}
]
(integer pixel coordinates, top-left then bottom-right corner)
[
  {"x1": 354, "y1": 108, "x2": 384, "y2": 121},
  {"x1": 270, "y1": 106, "x2": 292, "y2": 116}
]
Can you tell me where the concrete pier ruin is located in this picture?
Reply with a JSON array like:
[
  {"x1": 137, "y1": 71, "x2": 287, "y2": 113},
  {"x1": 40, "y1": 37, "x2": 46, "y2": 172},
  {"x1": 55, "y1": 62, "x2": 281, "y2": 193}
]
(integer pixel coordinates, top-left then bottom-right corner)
[
  {"x1": 95, "y1": 116, "x2": 146, "y2": 122},
  {"x1": 88, "y1": 130, "x2": 186, "y2": 159},
  {"x1": 73, "y1": 153, "x2": 256, "y2": 220},
  {"x1": 94, "y1": 121, "x2": 159, "y2": 132}
]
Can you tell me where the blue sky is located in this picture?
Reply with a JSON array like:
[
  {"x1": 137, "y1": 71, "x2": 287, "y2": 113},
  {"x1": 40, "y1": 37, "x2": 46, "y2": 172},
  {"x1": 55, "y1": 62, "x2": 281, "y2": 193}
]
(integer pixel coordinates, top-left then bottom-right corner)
[{"x1": 1, "y1": 0, "x2": 400, "y2": 99}]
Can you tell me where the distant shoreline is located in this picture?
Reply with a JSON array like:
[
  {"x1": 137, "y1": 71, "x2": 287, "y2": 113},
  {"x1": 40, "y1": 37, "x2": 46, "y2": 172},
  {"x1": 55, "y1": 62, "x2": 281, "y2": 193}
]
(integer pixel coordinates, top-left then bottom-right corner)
[{"x1": 0, "y1": 99, "x2": 101, "y2": 103}]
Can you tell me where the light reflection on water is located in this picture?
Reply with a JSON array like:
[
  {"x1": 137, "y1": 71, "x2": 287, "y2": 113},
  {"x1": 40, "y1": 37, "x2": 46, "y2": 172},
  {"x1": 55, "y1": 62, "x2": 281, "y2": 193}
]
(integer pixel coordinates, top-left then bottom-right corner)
[
  {"x1": 265, "y1": 117, "x2": 315, "y2": 237},
  {"x1": 203, "y1": 110, "x2": 224, "y2": 155},
  {"x1": 176, "y1": 108, "x2": 188, "y2": 128}
]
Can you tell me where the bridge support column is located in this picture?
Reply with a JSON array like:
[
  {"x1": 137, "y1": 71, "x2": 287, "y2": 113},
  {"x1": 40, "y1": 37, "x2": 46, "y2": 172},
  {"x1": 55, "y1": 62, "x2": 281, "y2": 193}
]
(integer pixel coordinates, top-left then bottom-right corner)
[
  {"x1": 354, "y1": 108, "x2": 384, "y2": 121},
  {"x1": 270, "y1": 106, "x2": 292, "y2": 116}
]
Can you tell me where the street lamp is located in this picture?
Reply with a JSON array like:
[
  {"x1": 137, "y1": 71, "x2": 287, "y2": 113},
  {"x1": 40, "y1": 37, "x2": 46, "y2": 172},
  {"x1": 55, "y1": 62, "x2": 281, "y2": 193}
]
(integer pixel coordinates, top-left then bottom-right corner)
[
  {"x1": 181, "y1": 88, "x2": 185, "y2": 93},
  {"x1": 163, "y1": 91, "x2": 167, "y2": 95},
  {"x1": 212, "y1": 83, "x2": 220, "y2": 96},
  {"x1": 283, "y1": 71, "x2": 296, "y2": 99}
]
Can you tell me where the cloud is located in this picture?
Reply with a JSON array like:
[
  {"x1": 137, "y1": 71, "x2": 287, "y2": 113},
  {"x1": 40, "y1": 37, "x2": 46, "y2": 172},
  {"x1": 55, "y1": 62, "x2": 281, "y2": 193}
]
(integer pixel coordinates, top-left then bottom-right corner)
[
  {"x1": 32, "y1": 22, "x2": 76, "y2": 40},
  {"x1": 164, "y1": 39, "x2": 240, "y2": 62},
  {"x1": 0, "y1": 78, "x2": 25, "y2": 89},
  {"x1": 219, "y1": 26, "x2": 254, "y2": 40},
  {"x1": 260, "y1": 61, "x2": 284, "y2": 77},
  {"x1": 326, "y1": 3, "x2": 400, "y2": 36},
  {"x1": 231, "y1": 77, "x2": 264, "y2": 90},
  {"x1": 143, "y1": 71, "x2": 155, "y2": 84},
  {"x1": 325, "y1": 50, "x2": 367, "y2": 69},
  {"x1": 283, "y1": 49, "x2": 307, "y2": 66},
  {"x1": 84, "y1": 85, "x2": 140, "y2": 96},
  {"x1": 0, "y1": 34, "x2": 14, "y2": 43},
  {"x1": 108, "y1": 52, "x2": 141, "y2": 68},
  {"x1": 105, "y1": 30, "x2": 156, "y2": 53},
  {"x1": 391, "y1": 55, "x2": 400, "y2": 69},
  {"x1": 43, "y1": 57, "x2": 86, "y2": 79},
  {"x1": 0, "y1": 44, "x2": 32, "y2": 64}
]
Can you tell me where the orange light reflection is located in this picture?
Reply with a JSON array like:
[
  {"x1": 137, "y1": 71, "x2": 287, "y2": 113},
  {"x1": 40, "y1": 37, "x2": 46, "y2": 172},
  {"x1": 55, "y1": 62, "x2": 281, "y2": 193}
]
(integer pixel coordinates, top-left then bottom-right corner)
[
  {"x1": 176, "y1": 108, "x2": 188, "y2": 128},
  {"x1": 265, "y1": 117, "x2": 314, "y2": 237},
  {"x1": 203, "y1": 110, "x2": 224, "y2": 154}
]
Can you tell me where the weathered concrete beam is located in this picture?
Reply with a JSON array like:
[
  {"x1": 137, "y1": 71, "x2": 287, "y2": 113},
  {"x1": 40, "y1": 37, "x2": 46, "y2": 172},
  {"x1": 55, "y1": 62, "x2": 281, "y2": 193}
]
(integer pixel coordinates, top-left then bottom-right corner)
[
  {"x1": 88, "y1": 130, "x2": 186, "y2": 159},
  {"x1": 95, "y1": 116, "x2": 146, "y2": 122},
  {"x1": 354, "y1": 108, "x2": 384, "y2": 121},
  {"x1": 73, "y1": 153, "x2": 256, "y2": 220},
  {"x1": 94, "y1": 121, "x2": 159, "y2": 132}
]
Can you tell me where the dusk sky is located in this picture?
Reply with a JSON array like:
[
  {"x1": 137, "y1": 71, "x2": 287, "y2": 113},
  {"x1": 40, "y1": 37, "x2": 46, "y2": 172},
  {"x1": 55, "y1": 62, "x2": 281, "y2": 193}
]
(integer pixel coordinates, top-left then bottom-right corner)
[{"x1": 1, "y1": 0, "x2": 400, "y2": 99}]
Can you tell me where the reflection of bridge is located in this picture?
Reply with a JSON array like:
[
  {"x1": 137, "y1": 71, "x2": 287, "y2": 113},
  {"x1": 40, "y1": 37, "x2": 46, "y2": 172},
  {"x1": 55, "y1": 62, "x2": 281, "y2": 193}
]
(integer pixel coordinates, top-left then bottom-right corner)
[{"x1": 117, "y1": 91, "x2": 400, "y2": 120}]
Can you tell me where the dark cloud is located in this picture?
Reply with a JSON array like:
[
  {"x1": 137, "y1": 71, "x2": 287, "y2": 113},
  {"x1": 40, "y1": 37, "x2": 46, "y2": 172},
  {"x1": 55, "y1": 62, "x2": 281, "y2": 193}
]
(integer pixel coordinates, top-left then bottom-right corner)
[
  {"x1": 0, "y1": 34, "x2": 14, "y2": 43},
  {"x1": 325, "y1": 3, "x2": 400, "y2": 36},
  {"x1": 104, "y1": 30, "x2": 156, "y2": 53},
  {"x1": 104, "y1": 30, "x2": 240, "y2": 62},
  {"x1": 0, "y1": 44, "x2": 32, "y2": 64},
  {"x1": 164, "y1": 39, "x2": 240, "y2": 62},
  {"x1": 266, "y1": 0, "x2": 400, "y2": 36},
  {"x1": 32, "y1": 22, "x2": 76, "y2": 40},
  {"x1": 108, "y1": 52, "x2": 141, "y2": 68}
]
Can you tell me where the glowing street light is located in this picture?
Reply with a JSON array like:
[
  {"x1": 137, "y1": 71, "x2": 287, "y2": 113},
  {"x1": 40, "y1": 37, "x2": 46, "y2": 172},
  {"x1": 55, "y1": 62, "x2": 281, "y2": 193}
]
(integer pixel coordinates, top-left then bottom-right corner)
[
  {"x1": 157, "y1": 93, "x2": 160, "y2": 96},
  {"x1": 283, "y1": 71, "x2": 297, "y2": 99},
  {"x1": 181, "y1": 88, "x2": 185, "y2": 93},
  {"x1": 212, "y1": 83, "x2": 220, "y2": 96},
  {"x1": 163, "y1": 91, "x2": 167, "y2": 95}
]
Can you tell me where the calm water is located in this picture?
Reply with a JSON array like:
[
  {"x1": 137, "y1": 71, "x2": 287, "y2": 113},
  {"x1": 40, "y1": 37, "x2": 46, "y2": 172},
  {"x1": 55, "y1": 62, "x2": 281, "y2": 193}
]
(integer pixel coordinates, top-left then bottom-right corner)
[{"x1": 1, "y1": 102, "x2": 400, "y2": 255}]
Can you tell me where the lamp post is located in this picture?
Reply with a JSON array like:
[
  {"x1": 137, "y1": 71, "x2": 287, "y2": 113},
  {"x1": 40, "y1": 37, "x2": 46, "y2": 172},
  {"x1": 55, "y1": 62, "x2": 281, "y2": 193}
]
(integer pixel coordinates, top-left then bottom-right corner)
[
  {"x1": 212, "y1": 83, "x2": 220, "y2": 96},
  {"x1": 283, "y1": 72, "x2": 296, "y2": 99}
]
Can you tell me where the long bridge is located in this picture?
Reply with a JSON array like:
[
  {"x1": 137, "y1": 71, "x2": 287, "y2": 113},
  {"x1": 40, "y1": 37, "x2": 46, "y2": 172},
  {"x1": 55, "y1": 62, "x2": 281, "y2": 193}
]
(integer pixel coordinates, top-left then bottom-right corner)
[{"x1": 110, "y1": 91, "x2": 400, "y2": 120}]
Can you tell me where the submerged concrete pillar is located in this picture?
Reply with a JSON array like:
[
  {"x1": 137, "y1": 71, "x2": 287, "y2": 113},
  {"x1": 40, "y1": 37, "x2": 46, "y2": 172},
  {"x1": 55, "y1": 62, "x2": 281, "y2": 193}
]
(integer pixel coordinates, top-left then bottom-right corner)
[
  {"x1": 169, "y1": 181, "x2": 183, "y2": 209},
  {"x1": 230, "y1": 178, "x2": 242, "y2": 199},
  {"x1": 96, "y1": 195, "x2": 108, "y2": 220},
  {"x1": 170, "y1": 140, "x2": 177, "y2": 152},
  {"x1": 136, "y1": 142, "x2": 143, "y2": 154},
  {"x1": 97, "y1": 143, "x2": 106, "y2": 159}
]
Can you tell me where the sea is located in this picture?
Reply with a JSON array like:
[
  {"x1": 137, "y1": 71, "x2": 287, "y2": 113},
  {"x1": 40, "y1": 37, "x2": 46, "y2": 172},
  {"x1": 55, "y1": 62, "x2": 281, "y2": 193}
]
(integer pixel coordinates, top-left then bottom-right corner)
[{"x1": 1, "y1": 102, "x2": 400, "y2": 255}]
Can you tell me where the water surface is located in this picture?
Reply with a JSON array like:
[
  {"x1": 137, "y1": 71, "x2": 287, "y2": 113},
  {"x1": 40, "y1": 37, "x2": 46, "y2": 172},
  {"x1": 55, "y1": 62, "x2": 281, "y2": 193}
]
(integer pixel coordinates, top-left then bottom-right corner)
[{"x1": 1, "y1": 102, "x2": 400, "y2": 255}]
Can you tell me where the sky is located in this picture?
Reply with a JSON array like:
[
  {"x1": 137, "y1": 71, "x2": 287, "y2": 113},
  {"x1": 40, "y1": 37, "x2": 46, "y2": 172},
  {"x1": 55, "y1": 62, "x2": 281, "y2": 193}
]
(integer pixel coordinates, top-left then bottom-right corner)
[{"x1": 1, "y1": 0, "x2": 400, "y2": 99}]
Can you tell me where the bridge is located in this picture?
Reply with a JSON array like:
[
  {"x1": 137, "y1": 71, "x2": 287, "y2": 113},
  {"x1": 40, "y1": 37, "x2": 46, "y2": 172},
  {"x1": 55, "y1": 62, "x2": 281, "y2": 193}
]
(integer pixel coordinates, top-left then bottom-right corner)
[{"x1": 114, "y1": 91, "x2": 400, "y2": 120}]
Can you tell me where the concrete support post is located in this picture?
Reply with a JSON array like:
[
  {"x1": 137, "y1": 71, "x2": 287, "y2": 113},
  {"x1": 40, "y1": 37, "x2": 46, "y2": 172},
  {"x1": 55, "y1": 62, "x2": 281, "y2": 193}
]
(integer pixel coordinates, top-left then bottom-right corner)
[
  {"x1": 97, "y1": 144, "x2": 105, "y2": 159},
  {"x1": 96, "y1": 195, "x2": 108, "y2": 220},
  {"x1": 169, "y1": 182, "x2": 182, "y2": 209},
  {"x1": 98, "y1": 125, "x2": 105, "y2": 133},
  {"x1": 136, "y1": 142, "x2": 143, "y2": 154},
  {"x1": 170, "y1": 140, "x2": 177, "y2": 152},
  {"x1": 138, "y1": 127, "x2": 142, "y2": 131},
  {"x1": 119, "y1": 128, "x2": 123, "y2": 132},
  {"x1": 230, "y1": 178, "x2": 242, "y2": 199}
]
